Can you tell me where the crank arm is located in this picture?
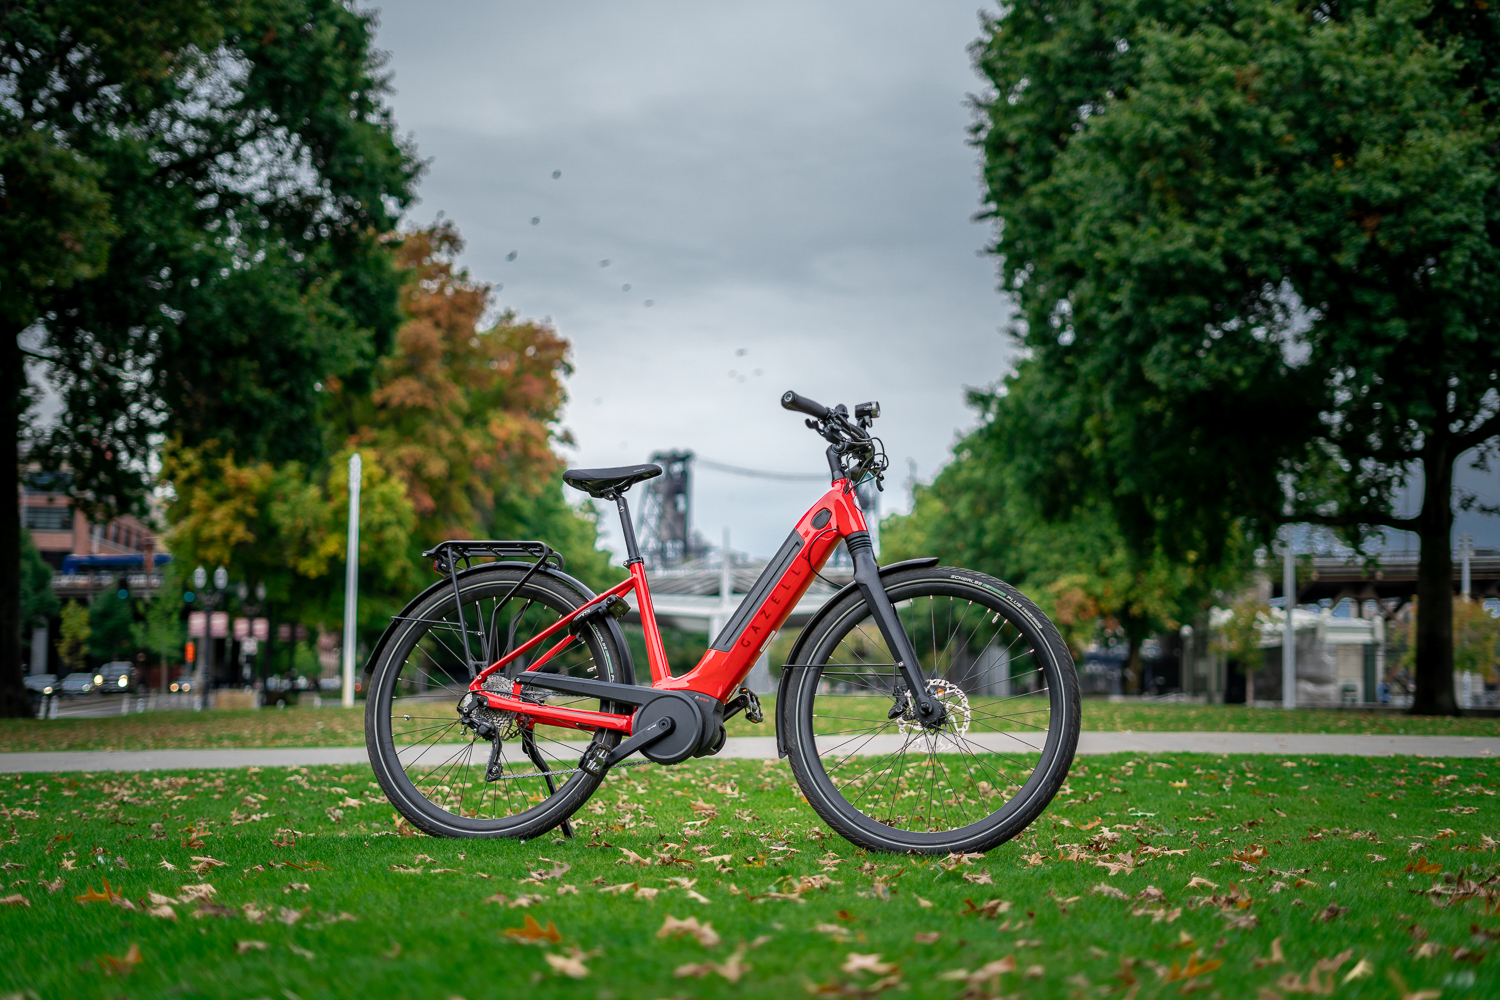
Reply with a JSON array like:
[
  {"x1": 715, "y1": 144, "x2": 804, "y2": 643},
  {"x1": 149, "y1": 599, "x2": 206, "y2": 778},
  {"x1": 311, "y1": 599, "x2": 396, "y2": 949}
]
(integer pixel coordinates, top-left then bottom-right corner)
[
  {"x1": 848, "y1": 532, "x2": 945, "y2": 727},
  {"x1": 579, "y1": 716, "x2": 675, "y2": 777}
]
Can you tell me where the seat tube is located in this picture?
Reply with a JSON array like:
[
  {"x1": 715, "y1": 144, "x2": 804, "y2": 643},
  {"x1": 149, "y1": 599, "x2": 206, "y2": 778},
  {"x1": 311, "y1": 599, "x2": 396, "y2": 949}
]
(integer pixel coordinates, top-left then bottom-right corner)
[{"x1": 630, "y1": 562, "x2": 672, "y2": 685}]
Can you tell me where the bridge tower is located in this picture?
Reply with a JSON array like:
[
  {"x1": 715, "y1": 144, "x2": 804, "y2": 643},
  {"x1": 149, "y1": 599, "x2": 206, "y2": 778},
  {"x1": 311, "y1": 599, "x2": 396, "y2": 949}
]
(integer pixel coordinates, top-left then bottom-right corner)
[{"x1": 636, "y1": 450, "x2": 696, "y2": 567}]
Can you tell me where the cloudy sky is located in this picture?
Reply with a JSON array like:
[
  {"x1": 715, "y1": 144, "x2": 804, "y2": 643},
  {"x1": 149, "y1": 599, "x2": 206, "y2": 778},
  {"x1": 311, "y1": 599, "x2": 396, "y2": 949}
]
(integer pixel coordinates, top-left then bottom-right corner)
[
  {"x1": 368, "y1": 0, "x2": 1499, "y2": 559},
  {"x1": 370, "y1": 0, "x2": 1013, "y2": 559}
]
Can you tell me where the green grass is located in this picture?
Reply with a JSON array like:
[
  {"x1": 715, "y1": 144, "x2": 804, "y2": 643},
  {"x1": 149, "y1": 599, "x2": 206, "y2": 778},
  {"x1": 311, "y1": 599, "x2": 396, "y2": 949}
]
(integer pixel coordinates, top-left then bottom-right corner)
[
  {"x1": 0, "y1": 751, "x2": 1494, "y2": 999},
  {"x1": 0, "y1": 698, "x2": 1493, "y2": 753}
]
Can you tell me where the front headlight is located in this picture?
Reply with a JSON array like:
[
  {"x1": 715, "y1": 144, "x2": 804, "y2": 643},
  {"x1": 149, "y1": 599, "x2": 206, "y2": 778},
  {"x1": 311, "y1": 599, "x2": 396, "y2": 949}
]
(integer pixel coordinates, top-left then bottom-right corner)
[
  {"x1": 93, "y1": 675, "x2": 104, "y2": 686},
  {"x1": 182, "y1": 683, "x2": 191, "y2": 692},
  {"x1": 118, "y1": 675, "x2": 129, "y2": 688},
  {"x1": 81, "y1": 684, "x2": 91, "y2": 692},
  {"x1": 42, "y1": 687, "x2": 52, "y2": 695}
]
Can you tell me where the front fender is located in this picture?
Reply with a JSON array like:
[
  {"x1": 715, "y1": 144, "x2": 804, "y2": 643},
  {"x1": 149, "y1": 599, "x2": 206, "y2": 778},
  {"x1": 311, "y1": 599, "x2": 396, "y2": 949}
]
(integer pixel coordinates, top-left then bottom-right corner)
[{"x1": 773, "y1": 556, "x2": 939, "y2": 756}]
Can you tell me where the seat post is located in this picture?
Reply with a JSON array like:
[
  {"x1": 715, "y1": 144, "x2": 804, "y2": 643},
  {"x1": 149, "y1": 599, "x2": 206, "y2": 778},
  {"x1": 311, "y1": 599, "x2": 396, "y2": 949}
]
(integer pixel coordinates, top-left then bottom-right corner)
[{"x1": 613, "y1": 493, "x2": 644, "y2": 566}]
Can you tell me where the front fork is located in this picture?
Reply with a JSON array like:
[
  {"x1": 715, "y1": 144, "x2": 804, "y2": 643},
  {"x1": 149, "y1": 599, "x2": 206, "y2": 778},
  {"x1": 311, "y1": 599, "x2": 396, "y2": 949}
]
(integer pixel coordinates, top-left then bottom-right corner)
[{"x1": 846, "y1": 532, "x2": 945, "y2": 728}]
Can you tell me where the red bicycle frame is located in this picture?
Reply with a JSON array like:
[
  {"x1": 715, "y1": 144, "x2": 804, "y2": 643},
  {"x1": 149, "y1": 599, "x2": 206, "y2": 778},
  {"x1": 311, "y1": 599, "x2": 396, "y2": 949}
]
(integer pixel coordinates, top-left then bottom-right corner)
[{"x1": 465, "y1": 480, "x2": 869, "y2": 736}]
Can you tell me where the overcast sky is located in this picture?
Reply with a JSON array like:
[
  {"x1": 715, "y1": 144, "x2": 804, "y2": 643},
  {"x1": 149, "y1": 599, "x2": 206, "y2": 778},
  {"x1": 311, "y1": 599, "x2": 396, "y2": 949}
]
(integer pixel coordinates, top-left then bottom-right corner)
[
  {"x1": 369, "y1": 0, "x2": 1012, "y2": 559},
  {"x1": 367, "y1": 0, "x2": 1499, "y2": 560}
]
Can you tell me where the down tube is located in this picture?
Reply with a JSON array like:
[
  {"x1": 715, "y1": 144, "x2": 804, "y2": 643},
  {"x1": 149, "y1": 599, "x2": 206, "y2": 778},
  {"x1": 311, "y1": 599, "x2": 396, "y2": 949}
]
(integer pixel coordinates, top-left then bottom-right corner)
[{"x1": 660, "y1": 481, "x2": 867, "y2": 702}]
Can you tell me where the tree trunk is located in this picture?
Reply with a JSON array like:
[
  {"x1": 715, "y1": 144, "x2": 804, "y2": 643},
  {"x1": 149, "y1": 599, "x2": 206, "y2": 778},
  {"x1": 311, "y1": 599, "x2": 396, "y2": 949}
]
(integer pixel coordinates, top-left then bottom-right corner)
[
  {"x1": 1124, "y1": 636, "x2": 1142, "y2": 695},
  {"x1": 1412, "y1": 443, "x2": 1459, "y2": 715},
  {"x1": 2, "y1": 327, "x2": 36, "y2": 717}
]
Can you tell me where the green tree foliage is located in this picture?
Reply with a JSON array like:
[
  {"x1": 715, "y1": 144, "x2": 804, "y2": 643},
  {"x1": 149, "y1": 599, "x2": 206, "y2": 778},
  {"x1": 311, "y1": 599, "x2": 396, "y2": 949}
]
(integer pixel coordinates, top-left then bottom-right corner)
[
  {"x1": 133, "y1": 566, "x2": 188, "y2": 674},
  {"x1": 18, "y1": 530, "x2": 58, "y2": 631},
  {"x1": 162, "y1": 222, "x2": 615, "y2": 665},
  {"x1": 970, "y1": 0, "x2": 1500, "y2": 713},
  {"x1": 87, "y1": 585, "x2": 137, "y2": 663},
  {"x1": 883, "y1": 379, "x2": 1249, "y2": 686},
  {"x1": 2, "y1": 0, "x2": 420, "y2": 714},
  {"x1": 56, "y1": 601, "x2": 89, "y2": 675}
]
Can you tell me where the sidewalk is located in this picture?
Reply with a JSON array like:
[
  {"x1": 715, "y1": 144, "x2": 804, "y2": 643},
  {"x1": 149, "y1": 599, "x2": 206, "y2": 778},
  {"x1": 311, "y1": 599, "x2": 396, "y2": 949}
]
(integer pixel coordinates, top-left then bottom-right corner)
[{"x1": 0, "y1": 732, "x2": 1493, "y2": 773}]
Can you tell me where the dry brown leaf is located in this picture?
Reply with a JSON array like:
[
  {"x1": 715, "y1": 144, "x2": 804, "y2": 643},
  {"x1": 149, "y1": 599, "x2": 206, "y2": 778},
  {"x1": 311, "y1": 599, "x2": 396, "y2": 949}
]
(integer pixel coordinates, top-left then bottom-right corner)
[
  {"x1": 544, "y1": 948, "x2": 595, "y2": 979},
  {"x1": 618, "y1": 848, "x2": 650, "y2": 867},
  {"x1": 842, "y1": 953, "x2": 897, "y2": 975},
  {"x1": 914, "y1": 932, "x2": 941, "y2": 944},
  {"x1": 0, "y1": 894, "x2": 28, "y2": 907},
  {"x1": 658, "y1": 914, "x2": 721, "y2": 947},
  {"x1": 1388, "y1": 969, "x2": 1443, "y2": 1000},
  {"x1": 177, "y1": 883, "x2": 216, "y2": 902},
  {"x1": 1404, "y1": 858, "x2": 1442, "y2": 875},
  {"x1": 504, "y1": 914, "x2": 563, "y2": 944},
  {"x1": 74, "y1": 877, "x2": 123, "y2": 904},
  {"x1": 235, "y1": 940, "x2": 268, "y2": 954},
  {"x1": 96, "y1": 942, "x2": 143, "y2": 976},
  {"x1": 1186, "y1": 877, "x2": 1218, "y2": 891},
  {"x1": 962, "y1": 871, "x2": 993, "y2": 885},
  {"x1": 1165, "y1": 954, "x2": 1222, "y2": 982}
]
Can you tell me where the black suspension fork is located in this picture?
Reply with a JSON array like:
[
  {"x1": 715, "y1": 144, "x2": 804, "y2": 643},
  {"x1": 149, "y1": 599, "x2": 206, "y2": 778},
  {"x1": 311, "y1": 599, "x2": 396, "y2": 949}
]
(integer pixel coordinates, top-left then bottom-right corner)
[{"x1": 845, "y1": 531, "x2": 945, "y2": 727}]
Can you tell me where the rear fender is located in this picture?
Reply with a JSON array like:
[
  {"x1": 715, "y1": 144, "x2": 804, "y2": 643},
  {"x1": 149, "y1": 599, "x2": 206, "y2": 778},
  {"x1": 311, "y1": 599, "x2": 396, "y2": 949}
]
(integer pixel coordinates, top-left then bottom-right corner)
[{"x1": 773, "y1": 557, "x2": 939, "y2": 756}]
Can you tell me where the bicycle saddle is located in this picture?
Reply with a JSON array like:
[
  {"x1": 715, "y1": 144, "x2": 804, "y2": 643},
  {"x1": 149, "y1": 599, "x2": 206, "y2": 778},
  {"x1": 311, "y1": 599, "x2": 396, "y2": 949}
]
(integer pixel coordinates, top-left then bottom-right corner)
[{"x1": 562, "y1": 463, "x2": 663, "y2": 498}]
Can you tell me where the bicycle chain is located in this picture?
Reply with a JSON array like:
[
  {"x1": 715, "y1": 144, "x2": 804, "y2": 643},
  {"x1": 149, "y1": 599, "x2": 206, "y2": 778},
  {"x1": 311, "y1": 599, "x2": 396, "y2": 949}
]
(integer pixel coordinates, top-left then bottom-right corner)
[{"x1": 486, "y1": 757, "x2": 655, "y2": 782}]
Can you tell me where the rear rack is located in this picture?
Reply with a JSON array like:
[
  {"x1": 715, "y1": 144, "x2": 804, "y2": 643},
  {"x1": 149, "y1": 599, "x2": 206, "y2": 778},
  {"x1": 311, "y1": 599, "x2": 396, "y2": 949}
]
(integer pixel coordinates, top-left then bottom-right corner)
[
  {"x1": 420, "y1": 540, "x2": 565, "y2": 675},
  {"x1": 422, "y1": 540, "x2": 564, "y2": 578}
]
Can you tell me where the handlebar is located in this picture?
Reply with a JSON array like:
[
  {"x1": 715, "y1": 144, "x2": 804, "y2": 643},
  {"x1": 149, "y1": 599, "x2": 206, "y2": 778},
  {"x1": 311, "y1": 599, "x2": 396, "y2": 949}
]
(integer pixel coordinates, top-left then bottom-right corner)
[{"x1": 780, "y1": 390, "x2": 830, "y2": 420}]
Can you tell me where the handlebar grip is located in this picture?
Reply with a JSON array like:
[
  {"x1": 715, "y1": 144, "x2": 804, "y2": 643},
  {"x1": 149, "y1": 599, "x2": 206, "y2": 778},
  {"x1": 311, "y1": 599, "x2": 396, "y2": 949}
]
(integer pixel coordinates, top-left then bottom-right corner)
[{"x1": 781, "y1": 390, "x2": 831, "y2": 420}]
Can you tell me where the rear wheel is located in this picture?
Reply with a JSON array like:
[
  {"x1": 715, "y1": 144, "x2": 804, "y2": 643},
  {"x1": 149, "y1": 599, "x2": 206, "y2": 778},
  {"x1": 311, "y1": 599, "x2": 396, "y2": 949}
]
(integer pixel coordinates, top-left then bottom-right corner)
[
  {"x1": 784, "y1": 566, "x2": 1079, "y2": 854},
  {"x1": 366, "y1": 564, "x2": 632, "y2": 839}
]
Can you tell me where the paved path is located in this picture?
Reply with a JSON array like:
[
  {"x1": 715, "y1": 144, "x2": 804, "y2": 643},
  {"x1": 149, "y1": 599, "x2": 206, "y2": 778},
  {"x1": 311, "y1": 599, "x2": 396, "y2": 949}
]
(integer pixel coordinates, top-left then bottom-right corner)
[{"x1": 0, "y1": 731, "x2": 1493, "y2": 773}]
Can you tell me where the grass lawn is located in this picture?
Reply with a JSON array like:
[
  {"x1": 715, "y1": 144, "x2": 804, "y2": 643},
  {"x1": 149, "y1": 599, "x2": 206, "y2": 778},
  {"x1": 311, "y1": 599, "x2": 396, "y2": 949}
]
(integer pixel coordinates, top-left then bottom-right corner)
[
  {"x1": 0, "y1": 698, "x2": 1494, "y2": 753},
  {"x1": 0, "y1": 751, "x2": 1494, "y2": 999}
]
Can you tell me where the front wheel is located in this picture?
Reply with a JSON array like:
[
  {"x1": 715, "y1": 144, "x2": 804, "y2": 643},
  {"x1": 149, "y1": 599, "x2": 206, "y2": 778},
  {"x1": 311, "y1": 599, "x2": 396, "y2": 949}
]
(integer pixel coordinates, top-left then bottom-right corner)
[{"x1": 783, "y1": 565, "x2": 1079, "y2": 854}]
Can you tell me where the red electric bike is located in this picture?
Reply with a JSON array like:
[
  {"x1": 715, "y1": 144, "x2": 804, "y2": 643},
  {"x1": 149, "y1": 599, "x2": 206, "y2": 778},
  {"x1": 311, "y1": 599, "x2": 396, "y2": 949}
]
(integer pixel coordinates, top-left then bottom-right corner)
[{"x1": 365, "y1": 392, "x2": 1079, "y2": 854}]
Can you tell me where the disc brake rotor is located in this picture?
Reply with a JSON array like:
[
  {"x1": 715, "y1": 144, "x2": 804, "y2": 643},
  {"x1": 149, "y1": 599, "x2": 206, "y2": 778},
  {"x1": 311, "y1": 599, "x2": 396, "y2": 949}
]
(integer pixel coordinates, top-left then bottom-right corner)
[{"x1": 896, "y1": 678, "x2": 972, "y2": 737}]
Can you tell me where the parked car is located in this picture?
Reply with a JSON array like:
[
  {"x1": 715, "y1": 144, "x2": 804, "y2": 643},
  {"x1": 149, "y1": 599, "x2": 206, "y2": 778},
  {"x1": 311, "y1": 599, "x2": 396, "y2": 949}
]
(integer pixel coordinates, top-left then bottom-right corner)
[
  {"x1": 60, "y1": 672, "x2": 97, "y2": 696},
  {"x1": 23, "y1": 674, "x2": 57, "y2": 711},
  {"x1": 94, "y1": 662, "x2": 136, "y2": 693},
  {"x1": 169, "y1": 674, "x2": 195, "y2": 694}
]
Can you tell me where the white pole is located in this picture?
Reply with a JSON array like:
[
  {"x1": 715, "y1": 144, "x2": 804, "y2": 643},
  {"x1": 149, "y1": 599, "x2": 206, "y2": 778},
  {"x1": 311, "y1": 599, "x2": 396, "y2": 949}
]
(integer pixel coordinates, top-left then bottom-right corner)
[
  {"x1": 342, "y1": 453, "x2": 362, "y2": 709},
  {"x1": 1460, "y1": 532, "x2": 1473, "y2": 599},
  {"x1": 1283, "y1": 530, "x2": 1297, "y2": 710}
]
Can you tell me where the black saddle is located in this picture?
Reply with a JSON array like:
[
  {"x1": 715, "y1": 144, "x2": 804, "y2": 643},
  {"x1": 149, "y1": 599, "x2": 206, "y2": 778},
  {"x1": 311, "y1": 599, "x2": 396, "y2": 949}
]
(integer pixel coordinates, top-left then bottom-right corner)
[{"x1": 563, "y1": 464, "x2": 663, "y2": 498}]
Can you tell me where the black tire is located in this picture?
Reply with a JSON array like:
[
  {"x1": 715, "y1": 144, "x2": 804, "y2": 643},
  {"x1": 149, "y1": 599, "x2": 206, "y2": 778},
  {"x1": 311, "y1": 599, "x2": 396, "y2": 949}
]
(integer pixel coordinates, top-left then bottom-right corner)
[
  {"x1": 366, "y1": 564, "x2": 633, "y2": 839},
  {"x1": 783, "y1": 565, "x2": 1079, "y2": 854}
]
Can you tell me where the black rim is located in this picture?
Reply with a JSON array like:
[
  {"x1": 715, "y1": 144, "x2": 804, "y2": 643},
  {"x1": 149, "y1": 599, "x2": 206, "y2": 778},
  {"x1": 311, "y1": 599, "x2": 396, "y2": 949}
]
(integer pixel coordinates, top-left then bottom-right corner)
[
  {"x1": 372, "y1": 571, "x2": 622, "y2": 832},
  {"x1": 796, "y1": 578, "x2": 1068, "y2": 843}
]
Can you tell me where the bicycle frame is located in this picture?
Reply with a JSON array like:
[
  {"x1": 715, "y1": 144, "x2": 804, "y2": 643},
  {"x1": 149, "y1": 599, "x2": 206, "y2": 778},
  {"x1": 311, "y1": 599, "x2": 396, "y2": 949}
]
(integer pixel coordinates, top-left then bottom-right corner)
[{"x1": 465, "y1": 479, "x2": 869, "y2": 736}]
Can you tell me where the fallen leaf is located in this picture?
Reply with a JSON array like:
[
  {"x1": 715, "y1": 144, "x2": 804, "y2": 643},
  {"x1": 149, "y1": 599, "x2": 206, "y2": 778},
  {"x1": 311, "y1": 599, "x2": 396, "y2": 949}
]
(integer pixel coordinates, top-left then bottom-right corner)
[
  {"x1": 675, "y1": 943, "x2": 751, "y2": 983},
  {"x1": 504, "y1": 914, "x2": 563, "y2": 944},
  {"x1": 544, "y1": 947, "x2": 598, "y2": 979},
  {"x1": 1404, "y1": 858, "x2": 1442, "y2": 875},
  {"x1": 75, "y1": 877, "x2": 123, "y2": 904},
  {"x1": 1388, "y1": 969, "x2": 1443, "y2": 1000},
  {"x1": 1165, "y1": 953, "x2": 1222, "y2": 982},
  {"x1": 1341, "y1": 958, "x2": 1374, "y2": 983},
  {"x1": 177, "y1": 883, "x2": 216, "y2": 902},
  {"x1": 1186, "y1": 877, "x2": 1219, "y2": 891},
  {"x1": 1317, "y1": 903, "x2": 1349, "y2": 923},
  {"x1": 962, "y1": 871, "x2": 993, "y2": 885},
  {"x1": 914, "y1": 932, "x2": 941, "y2": 944},
  {"x1": 288, "y1": 944, "x2": 315, "y2": 959},
  {"x1": 96, "y1": 942, "x2": 144, "y2": 976},
  {"x1": 236, "y1": 940, "x2": 268, "y2": 954},
  {"x1": 619, "y1": 848, "x2": 650, "y2": 867},
  {"x1": 843, "y1": 953, "x2": 897, "y2": 975},
  {"x1": 1092, "y1": 883, "x2": 1129, "y2": 900},
  {"x1": 658, "y1": 914, "x2": 721, "y2": 947},
  {"x1": 0, "y1": 894, "x2": 28, "y2": 907}
]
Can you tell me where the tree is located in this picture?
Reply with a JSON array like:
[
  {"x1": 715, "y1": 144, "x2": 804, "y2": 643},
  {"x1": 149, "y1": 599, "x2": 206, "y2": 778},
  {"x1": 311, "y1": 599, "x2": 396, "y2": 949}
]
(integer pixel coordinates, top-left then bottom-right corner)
[
  {"x1": 18, "y1": 529, "x2": 58, "y2": 637},
  {"x1": 87, "y1": 584, "x2": 138, "y2": 663},
  {"x1": 3, "y1": 0, "x2": 421, "y2": 715},
  {"x1": 882, "y1": 375, "x2": 1249, "y2": 685},
  {"x1": 971, "y1": 0, "x2": 1500, "y2": 714},
  {"x1": 56, "y1": 601, "x2": 89, "y2": 674},
  {"x1": 134, "y1": 566, "x2": 187, "y2": 681},
  {"x1": 162, "y1": 221, "x2": 615, "y2": 659}
]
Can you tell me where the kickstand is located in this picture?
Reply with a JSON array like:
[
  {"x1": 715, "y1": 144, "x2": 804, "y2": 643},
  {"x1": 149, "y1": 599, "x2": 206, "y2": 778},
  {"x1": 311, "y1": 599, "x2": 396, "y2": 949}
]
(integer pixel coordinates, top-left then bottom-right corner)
[{"x1": 521, "y1": 729, "x2": 574, "y2": 840}]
